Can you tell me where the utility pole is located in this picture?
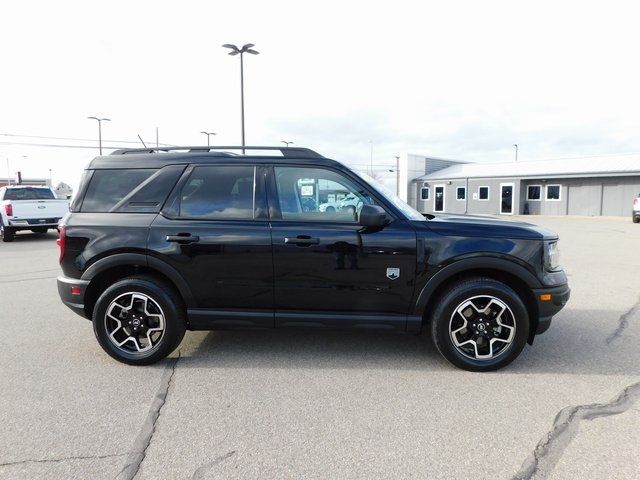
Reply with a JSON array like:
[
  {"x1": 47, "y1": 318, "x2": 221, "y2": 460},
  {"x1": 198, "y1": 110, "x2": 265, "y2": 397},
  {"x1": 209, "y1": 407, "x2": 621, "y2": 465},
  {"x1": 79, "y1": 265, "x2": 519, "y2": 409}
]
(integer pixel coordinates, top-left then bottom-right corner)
[{"x1": 395, "y1": 155, "x2": 401, "y2": 197}]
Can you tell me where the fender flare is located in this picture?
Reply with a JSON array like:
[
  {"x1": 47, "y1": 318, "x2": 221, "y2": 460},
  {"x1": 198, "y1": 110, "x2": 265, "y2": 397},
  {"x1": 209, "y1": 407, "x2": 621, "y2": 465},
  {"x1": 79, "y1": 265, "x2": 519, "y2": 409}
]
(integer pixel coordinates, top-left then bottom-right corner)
[
  {"x1": 81, "y1": 253, "x2": 196, "y2": 308},
  {"x1": 413, "y1": 256, "x2": 542, "y2": 316}
]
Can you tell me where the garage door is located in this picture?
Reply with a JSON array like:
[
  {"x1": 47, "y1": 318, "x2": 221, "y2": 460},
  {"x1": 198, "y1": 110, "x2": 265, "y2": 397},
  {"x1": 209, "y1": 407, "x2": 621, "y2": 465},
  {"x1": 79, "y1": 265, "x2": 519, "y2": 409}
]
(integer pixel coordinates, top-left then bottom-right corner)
[{"x1": 567, "y1": 183, "x2": 601, "y2": 216}]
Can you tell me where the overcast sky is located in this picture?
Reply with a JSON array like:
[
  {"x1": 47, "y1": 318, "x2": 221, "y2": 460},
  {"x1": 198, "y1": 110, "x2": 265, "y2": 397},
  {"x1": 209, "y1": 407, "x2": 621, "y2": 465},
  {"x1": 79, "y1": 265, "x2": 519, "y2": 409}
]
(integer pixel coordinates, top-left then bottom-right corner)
[{"x1": 1, "y1": 0, "x2": 639, "y2": 190}]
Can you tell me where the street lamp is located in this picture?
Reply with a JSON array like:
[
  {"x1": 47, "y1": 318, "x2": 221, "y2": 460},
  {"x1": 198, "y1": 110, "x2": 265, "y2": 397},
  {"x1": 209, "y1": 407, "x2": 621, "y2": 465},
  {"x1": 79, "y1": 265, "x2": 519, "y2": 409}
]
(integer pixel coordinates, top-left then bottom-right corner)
[
  {"x1": 201, "y1": 131, "x2": 217, "y2": 147},
  {"x1": 281, "y1": 140, "x2": 293, "y2": 148},
  {"x1": 513, "y1": 144, "x2": 518, "y2": 162},
  {"x1": 387, "y1": 156, "x2": 401, "y2": 197},
  {"x1": 222, "y1": 43, "x2": 259, "y2": 151},
  {"x1": 87, "y1": 116, "x2": 111, "y2": 155}
]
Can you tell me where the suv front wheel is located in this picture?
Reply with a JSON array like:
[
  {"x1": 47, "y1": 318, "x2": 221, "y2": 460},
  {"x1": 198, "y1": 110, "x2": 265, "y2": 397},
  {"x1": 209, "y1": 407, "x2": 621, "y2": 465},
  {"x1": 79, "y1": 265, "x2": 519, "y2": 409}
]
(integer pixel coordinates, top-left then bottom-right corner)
[
  {"x1": 430, "y1": 278, "x2": 530, "y2": 371},
  {"x1": 92, "y1": 276, "x2": 186, "y2": 365}
]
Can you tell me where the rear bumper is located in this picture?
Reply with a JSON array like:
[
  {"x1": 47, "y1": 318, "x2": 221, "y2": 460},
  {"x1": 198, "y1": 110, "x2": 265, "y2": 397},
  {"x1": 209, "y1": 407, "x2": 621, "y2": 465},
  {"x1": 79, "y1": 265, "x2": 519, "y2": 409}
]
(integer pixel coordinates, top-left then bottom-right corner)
[
  {"x1": 8, "y1": 218, "x2": 61, "y2": 229},
  {"x1": 533, "y1": 283, "x2": 571, "y2": 334},
  {"x1": 57, "y1": 276, "x2": 90, "y2": 319}
]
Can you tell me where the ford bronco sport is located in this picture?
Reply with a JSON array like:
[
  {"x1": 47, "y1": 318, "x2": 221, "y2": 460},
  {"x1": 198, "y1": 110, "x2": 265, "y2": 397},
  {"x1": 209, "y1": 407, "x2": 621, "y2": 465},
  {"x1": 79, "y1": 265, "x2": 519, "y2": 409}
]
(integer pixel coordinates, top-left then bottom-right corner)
[{"x1": 57, "y1": 146, "x2": 570, "y2": 371}]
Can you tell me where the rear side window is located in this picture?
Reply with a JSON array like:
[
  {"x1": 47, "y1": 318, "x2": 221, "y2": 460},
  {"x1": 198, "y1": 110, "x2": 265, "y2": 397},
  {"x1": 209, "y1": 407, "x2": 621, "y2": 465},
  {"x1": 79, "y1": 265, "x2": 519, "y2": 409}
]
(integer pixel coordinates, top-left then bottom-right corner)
[
  {"x1": 3, "y1": 187, "x2": 55, "y2": 200},
  {"x1": 178, "y1": 165, "x2": 255, "y2": 219},
  {"x1": 81, "y1": 169, "x2": 156, "y2": 212}
]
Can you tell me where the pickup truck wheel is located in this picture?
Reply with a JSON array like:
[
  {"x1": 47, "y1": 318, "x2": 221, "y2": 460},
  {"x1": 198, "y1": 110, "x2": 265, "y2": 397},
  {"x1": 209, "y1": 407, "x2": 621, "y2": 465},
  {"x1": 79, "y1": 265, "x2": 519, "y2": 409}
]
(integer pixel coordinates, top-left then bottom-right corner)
[
  {"x1": 1, "y1": 225, "x2": 15, "y2": 242},
  {"x1": 92, "y1": 276, "x2": 186, "y2": 365},
  {"x1": 430, "y1": 278, "x2": 529, "y2": 372},
  {"x1": 633, "y1": 215, "x2": 640, "y2": 224}
]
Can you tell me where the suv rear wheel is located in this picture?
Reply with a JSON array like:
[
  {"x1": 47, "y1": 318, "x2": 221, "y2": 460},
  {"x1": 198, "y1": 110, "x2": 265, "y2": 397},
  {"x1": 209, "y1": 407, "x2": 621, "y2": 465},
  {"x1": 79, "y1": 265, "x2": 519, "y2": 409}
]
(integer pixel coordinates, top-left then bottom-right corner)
[
  {"x1": 430, "y1": 278, "x2": 529, "y2": 371},
  {"x1": 92, "y1": 275, "x2": 186, "y2": 365}
]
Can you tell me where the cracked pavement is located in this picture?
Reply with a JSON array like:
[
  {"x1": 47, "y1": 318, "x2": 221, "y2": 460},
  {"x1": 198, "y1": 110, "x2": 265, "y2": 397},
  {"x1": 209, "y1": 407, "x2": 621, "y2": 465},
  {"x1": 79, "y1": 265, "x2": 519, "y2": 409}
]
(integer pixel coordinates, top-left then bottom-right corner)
[{"x1": 1, "y1": 216, "x2": 639, "y2": 479}]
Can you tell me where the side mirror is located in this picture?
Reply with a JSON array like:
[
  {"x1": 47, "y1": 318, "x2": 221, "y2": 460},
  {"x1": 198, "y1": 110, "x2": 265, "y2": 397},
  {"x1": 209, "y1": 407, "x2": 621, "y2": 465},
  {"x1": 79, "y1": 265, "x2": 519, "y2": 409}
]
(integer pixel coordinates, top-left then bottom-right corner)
[{"x1": 358, "y1": 204, "x2": 389, "y2": 227}]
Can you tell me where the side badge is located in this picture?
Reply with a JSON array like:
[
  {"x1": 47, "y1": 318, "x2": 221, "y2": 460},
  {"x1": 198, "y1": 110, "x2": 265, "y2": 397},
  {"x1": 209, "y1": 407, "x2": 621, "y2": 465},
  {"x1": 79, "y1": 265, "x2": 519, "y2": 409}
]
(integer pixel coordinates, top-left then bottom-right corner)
[{"x1": 386, "y1": 268, "x2": 400, "y2": 280}]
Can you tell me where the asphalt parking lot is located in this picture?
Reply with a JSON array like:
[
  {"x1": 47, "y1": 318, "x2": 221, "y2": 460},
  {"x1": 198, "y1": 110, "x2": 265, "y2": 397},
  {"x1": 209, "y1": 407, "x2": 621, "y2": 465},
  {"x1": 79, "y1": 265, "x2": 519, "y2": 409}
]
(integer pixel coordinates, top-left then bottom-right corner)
[{"x1": 0, "y1": 216, "x2": 639, "y2": 480}]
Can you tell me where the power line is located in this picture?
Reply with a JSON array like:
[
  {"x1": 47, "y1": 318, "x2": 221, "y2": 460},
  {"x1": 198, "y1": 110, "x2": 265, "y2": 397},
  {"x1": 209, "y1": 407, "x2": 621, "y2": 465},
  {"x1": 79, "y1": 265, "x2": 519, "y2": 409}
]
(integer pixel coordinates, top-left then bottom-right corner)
[{"x1": 0, "y1": 132, "x2": 173, "y2": 146}]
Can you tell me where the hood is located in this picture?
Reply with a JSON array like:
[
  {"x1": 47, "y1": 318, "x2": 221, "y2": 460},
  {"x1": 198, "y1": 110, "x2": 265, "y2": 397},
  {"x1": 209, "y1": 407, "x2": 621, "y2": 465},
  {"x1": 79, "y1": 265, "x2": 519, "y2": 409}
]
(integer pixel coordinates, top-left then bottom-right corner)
[{"x1": 412, "y1": 213, "x2": 559, "y2": 241}]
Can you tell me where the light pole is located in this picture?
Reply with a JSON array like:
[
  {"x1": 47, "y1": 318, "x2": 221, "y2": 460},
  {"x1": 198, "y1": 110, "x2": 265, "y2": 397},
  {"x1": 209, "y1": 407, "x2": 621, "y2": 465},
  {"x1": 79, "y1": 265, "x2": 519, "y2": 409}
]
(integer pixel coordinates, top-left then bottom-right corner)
[
  {"x1": 222, "y1": 43, "x2": 259, "y2": 151},
  {"x1": 388, "y1": 156, "x2": 401, "y2": 197},
  {"x1": 281, "y1": 140, "x2": 293, "y2": 148},
  {"x1": 513, "y1": 144, "x2": 518, "y2": 162},
  {"x1": 369, "y1": 140, "x2": 373, "y2": 175},
  {"x1": 87, "y1": 117, "x2": 111, "y2": 155},
  {"x1": 201, "y1": 131, "x2": 217, "y2": 146}
]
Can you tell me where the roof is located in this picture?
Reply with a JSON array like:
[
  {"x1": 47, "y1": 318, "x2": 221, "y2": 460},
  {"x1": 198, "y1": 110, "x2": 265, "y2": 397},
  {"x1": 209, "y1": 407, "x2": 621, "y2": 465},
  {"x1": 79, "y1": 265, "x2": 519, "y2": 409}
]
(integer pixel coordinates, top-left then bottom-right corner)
[
  {"x1": 88, "y1": 146, "x2": 331, "y2": 169},
  {"x1": 417, "y1": 155, "x2": 640, "y2": 181}
]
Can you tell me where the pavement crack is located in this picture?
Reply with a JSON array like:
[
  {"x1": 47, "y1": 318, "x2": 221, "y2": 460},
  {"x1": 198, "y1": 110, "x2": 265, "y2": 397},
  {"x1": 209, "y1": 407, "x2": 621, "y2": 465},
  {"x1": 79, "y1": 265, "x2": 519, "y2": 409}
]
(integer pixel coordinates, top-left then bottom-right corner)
[
  {"x1": 0, "y1": 452, "x2": 127, "y2": 468},
  {"x1": 116, "y1": 353, "x2": 180, "y2": 480},
  {"x1": 191, "y1": 451, "x2": 237, "y2": 480},
  {"x1": 511, "y1": 381, "x2": 640, "y2": 480},
  {"x1": 605, "y1": 296, "x2": 640, "y2": 344}
]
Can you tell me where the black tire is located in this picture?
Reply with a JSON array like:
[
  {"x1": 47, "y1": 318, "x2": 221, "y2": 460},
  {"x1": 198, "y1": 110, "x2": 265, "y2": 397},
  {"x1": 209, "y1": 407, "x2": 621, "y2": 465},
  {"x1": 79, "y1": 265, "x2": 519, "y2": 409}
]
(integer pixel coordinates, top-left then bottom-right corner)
[
  {"x1": 1, "y1": 224, "x2": 15, "y2": 242},
  {"x1": 92, "y1": 275, "x2": 186, "y2": 365},
  {"x1": 31, "y1": 228, "x2": 48, "y2": 234},
  {"x1": 633, "y1": 215, "x2": 640, "y2": 224},
  {"x1": 430, "y1": 277, "x2": 530, "y2": 372}
]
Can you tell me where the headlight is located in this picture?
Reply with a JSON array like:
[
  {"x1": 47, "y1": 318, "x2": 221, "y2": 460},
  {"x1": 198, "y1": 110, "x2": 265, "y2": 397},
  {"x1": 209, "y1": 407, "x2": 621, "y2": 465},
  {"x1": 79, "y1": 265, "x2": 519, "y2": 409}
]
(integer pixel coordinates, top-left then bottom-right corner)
[{"x1": 545, "y1": 241, "x2": 561, "y2": 271}]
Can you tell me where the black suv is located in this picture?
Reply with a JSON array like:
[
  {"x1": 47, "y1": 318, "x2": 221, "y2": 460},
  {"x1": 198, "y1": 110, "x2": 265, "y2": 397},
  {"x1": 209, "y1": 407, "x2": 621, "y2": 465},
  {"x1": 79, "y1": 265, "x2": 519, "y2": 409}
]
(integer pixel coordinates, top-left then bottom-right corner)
[{"x1": 57, "y1": 146, "x2": 569, "y2": 371}]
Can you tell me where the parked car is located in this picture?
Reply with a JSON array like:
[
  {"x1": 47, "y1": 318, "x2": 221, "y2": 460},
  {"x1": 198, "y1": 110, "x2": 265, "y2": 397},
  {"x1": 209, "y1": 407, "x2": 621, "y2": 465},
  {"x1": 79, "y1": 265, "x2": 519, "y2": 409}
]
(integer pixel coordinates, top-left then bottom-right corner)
[
  {"x1": 633, "y1": 194, "x2": 640, "y2": 223},
  {"x1": 0, "y1": 185, "x2": 69, "y2": 242},
  {"x1": 57, "y1": 146, "x2": 570, "y2": 371}
]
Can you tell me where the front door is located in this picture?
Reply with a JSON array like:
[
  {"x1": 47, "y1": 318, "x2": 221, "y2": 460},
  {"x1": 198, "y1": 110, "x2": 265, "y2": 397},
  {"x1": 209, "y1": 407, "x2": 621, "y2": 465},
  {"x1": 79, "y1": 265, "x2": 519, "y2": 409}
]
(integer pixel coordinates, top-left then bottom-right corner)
[
  {"x1": 148, "y1": 164, "x2": 274, "y2": 328},
  {"x1": 268, "y1": 166, "x2": 417, "y2": 331},
  {"x1": 434, "y1": 185, "x2": 445, "y2": 212},
  {"x1": 500, "y1": 183, "x2": 514, "y2": 214}
]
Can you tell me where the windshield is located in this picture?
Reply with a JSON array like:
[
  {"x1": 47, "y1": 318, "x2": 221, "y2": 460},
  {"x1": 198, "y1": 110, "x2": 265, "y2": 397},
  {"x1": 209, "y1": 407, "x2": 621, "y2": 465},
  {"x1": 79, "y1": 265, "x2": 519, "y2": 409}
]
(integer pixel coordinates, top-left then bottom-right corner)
[
  {"x1": 350, "y1": 169, "x2": 426, "y2": 221},
  {"x1": 3, "y1": 187, "x2": 56, "y2": 200}
]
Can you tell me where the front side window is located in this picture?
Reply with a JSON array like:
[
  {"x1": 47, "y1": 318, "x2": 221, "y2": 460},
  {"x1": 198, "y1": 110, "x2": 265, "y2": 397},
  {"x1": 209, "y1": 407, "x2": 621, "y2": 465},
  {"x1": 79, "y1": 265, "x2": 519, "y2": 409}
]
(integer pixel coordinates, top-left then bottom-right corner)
[
  {"x1": 456, "y1": 187, "x2": 466, "y2": 200},
  {"x1": 179, "y1": 165, "x2": 255, "y2": 219},
  {"x1": 527, "y1": 185, "x2": 542, "y2": 201},
  {"x1": 274, "y1": 167, "x2": 374, "y2": 222},
  {"x1": 421, "y1": 187, "x2": 430, "y2": 200},
  {"x1": 478, "y1": 186, "x2": 490, "y2": 200},
  {"x1": 546, "y1": 185, "x2": 561, "y2": 201}
]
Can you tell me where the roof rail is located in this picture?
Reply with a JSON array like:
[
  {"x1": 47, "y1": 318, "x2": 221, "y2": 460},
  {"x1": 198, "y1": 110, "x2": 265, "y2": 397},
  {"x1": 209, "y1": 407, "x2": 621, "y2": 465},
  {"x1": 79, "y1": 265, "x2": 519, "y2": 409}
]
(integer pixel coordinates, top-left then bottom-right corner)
[{"x1": 109, "y1": 146, "x2": 324, "y2": 158}]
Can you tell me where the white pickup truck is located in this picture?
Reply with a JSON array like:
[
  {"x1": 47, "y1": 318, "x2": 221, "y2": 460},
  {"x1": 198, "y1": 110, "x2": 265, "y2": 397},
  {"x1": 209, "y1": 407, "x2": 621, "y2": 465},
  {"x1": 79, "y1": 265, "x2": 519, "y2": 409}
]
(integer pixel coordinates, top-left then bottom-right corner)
[{"x1": 0, "y1": 185, "x2": 69, "y2": 242}]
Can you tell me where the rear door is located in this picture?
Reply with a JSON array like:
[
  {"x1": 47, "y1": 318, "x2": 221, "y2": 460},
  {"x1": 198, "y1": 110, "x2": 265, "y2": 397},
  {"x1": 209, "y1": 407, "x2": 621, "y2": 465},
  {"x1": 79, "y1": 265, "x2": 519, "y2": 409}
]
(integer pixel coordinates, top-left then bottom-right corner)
[
  {"x1": 267, "y1": 165, "x2": 418, "y2": 331},
  {"x1": 148, "y1": 164, "x2": 274, "y2": 328}
]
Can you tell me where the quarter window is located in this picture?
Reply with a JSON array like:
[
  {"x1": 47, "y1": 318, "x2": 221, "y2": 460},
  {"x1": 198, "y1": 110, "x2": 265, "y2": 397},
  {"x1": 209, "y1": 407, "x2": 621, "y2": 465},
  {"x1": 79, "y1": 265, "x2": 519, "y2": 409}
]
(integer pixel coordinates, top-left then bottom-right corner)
[
  {"x1": 456, "y1": 187, "x2": 466, "y2": 200},
  {"x1": 546, "y1": 185, "x2": 561, "y2": 201},
  {"x1": 274, "y1": 166, "x2": 375, "y2": 222},
  {"x1": 421, "y1": 187, "x2": 430, "y2": 200},
  {"x1": 478, "y1": 186, "x2": 490, "y2": 200},
  {"x1": 179, "y1": 166, "x2": 255, "y2": 219},
  {"x1": 82, "y1": 169, "x2": 156, "y2": 212},
  {"x1": 527, "y1": 185, "x2": 542, "y2": 201}
]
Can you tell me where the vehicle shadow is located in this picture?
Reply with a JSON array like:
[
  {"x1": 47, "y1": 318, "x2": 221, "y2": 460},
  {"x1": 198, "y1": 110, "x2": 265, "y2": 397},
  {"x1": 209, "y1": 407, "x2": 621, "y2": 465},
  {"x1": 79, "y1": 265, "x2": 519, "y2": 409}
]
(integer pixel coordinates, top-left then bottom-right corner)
[
  {"x1": 5, "y1": 231, "x2": 58, "y2": 243},
  {"x1": 176, "y1": 308, "x2": 639, "y2": 376}
]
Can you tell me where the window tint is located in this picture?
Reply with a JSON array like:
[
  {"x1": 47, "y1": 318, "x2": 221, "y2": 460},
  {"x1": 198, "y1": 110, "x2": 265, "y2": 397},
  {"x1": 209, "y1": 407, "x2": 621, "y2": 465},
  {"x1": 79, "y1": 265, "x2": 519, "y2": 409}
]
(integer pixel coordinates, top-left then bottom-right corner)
[
  {"x1": 456, "y1": 187, "x2": 466, "y2": 200},
  {"x1": 421, "y1": 187, "x2": 430, "y2": 200},
  {"x1": 179, "y1": 166, "x2": 255, "y2": 219},
  {"x1": 3, "y1": 187, "x2": 55, "y2": 200},
  {"x1": 527, "y1": 185, "x2": 541, "y2": 200},
  {"x1": 82, "y1": 169, "x2": 156, "y2": 212},
  {"x1": 274, "y1": 167, "x2": 375, "y2": 222},
  {"x1": 478, "y1": 186, "x2": 489, "y2": 200},
  {"x1": 546, "y1": 185, "x2": 561, "y2": 200}
]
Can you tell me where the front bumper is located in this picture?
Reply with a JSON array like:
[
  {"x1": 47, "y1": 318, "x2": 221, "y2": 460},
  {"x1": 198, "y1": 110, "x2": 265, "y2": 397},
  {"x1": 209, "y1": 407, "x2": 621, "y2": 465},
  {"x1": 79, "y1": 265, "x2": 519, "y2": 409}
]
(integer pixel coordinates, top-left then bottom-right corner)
[
  {"x1": 533, "y1": 283, "x2": 571, "y2": 334},
  {"x1": 57, "y1": 276, "x2": 90, "y2": 319}
]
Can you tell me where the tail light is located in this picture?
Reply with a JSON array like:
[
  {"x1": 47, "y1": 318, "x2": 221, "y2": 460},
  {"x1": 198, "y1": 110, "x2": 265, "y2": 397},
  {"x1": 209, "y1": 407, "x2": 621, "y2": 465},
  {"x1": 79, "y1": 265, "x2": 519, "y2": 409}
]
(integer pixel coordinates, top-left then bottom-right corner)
[
  {"x1": 4, "y1": 204, "x2": 12, "y2": 217},
  {"x1": 57, "y1": 226, "x2": 66, "y2": 262}
]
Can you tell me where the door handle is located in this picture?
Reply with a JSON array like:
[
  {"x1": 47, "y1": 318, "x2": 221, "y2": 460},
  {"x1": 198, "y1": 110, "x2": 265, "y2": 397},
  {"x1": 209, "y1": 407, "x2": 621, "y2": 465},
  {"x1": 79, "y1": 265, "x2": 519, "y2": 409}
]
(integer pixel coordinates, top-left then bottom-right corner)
[
  {"x1": 166, "y1": 233, "x2": 200, "y2": 244},
  {"x1": 284, "y1": 236, "x2": 320, "y2": 246}
]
